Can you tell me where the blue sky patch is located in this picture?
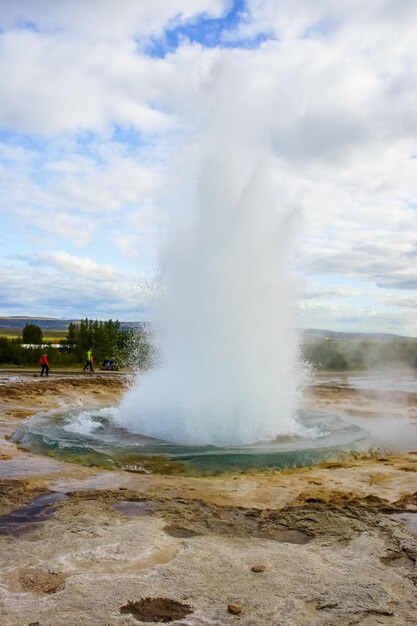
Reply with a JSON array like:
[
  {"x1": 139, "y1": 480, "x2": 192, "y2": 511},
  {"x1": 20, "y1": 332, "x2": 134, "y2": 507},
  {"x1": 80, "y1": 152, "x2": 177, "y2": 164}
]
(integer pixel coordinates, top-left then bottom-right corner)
[
  {"x1": 0, "y1": 130, "x2": 49, "y2": 153},
  {"x1": 143, "y1": 0, "x2": 271, "y2": 58}
]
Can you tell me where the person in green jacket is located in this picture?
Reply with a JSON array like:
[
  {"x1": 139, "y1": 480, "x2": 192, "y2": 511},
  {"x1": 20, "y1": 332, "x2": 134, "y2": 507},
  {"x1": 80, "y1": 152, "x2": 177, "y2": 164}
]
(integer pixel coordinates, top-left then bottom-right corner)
[{"x1": 83, "y1": 348, "x2": 94, "y2": 372}]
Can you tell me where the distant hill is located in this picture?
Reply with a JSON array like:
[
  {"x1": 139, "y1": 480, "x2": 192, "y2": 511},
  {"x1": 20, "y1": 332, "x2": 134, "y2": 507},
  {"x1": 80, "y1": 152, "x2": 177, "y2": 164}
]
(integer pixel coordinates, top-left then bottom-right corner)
[
  {"x1": 0, "y1": 317, "x2": 413, "y2": 340},
  {"x1": 0, "y1": 317, "x2": 75, "y2": 331}
]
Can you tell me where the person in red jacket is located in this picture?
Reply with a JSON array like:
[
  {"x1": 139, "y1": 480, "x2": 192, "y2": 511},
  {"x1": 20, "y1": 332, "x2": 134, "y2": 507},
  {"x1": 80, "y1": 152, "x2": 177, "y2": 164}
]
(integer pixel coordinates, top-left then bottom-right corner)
[{"x1": 39, "y1": 352, "x2": 49, "y2": 377}]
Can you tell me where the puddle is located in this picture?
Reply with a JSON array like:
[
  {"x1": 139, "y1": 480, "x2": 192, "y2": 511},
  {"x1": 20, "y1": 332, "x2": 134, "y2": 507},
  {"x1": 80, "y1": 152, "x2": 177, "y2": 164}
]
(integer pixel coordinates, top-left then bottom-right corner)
[
  {"x1": 0, "y1": 492, "x2": 67, "y2": 537},
  {"x1": 112, "y1": 500, "x2": 161, "y2": 516},
  {"x1": 120, "y1": 598, "x2": 193, "y2": 622}
]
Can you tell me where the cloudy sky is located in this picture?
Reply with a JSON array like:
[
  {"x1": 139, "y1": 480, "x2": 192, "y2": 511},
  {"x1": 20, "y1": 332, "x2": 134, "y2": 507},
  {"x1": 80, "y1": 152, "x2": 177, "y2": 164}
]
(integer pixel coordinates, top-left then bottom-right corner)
[{"x1": 1, "y1": 0, "x2": 417, "y2": 335}]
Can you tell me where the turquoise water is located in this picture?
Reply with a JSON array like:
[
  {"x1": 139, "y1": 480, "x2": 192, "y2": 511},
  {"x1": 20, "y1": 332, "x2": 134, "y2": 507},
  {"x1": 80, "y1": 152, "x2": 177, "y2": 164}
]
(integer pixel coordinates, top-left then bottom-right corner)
[{"x1": 12, "y1": 405, "x2": 375, "y2": 474}]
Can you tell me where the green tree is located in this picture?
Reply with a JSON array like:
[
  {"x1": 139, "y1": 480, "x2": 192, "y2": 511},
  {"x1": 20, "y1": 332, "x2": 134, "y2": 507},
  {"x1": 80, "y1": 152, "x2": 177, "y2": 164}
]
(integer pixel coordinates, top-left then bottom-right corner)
[
  {"x1": 65, "y1": 322, "x2": 78, "y2": 349},
  {"x1": 22, "y1": 323, "x2": 43, "y2": 344}
]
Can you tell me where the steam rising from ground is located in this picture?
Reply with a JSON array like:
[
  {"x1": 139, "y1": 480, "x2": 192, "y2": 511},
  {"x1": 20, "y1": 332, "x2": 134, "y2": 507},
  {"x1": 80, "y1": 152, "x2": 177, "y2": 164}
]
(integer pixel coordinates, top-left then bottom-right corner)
[{"x1": 119, "y1": 58, "x2": 305, "y2": 445}]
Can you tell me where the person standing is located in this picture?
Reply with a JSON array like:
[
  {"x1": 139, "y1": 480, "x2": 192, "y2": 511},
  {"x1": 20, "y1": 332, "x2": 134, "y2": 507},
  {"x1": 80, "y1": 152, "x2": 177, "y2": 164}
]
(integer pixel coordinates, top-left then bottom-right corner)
[
  {"x1": 83, "y1": 348, "x2": 94, "y2": 372},
  {"x1": 39, "y1": 352, "x2": 49, "y2": 377}
]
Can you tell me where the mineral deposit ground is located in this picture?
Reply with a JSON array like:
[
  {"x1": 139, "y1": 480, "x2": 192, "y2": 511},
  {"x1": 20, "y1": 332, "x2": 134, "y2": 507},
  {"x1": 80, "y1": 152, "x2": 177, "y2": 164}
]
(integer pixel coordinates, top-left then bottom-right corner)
[{"x1": 0, "y1": 372, "x2": 416, "y2": 625}]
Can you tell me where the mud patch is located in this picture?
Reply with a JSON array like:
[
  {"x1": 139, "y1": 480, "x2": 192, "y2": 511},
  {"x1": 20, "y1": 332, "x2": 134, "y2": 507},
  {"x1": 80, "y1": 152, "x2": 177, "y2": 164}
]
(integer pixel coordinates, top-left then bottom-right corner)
[
  {"x1": 5, "y1": 565, "x2": 67, "y2": 595},
  {"x1": 163, "y1": 525, "x2": 203, "y2": 538},
  {"x1": 112, "y1": 500, "x2": 160, "y2": 516},
  {"x1": 120, "y1": 598, "x2": 193, "y2": 622}
]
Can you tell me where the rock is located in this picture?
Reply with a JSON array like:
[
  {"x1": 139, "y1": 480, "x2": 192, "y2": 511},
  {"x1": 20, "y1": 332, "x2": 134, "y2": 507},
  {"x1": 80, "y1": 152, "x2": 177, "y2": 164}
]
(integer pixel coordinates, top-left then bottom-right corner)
[
  {"x1": 227, "y1": 604, "x2": 241, "y2": 615},
  {"x1": 120, "y1": 598, "x2": 193, "y2": 622},
  {"x1": 251, "y1": 564, "x2": 266, "y2": 572}
]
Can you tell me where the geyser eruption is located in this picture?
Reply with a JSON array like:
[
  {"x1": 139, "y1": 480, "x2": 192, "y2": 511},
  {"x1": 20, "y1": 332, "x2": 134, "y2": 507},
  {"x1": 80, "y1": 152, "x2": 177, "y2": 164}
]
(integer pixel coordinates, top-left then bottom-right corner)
[
  {"x1": 120, "y1": 58, "x2": 305, "y2": 446},
  {"x1": 120, "y1": 155, "x2": 303, "y2": 446}
]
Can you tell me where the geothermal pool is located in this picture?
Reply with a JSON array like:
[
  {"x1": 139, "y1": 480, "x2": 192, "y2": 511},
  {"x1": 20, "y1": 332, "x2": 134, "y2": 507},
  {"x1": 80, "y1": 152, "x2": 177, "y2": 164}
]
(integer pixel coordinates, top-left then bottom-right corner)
[
  {"x1": 14, "y1": 407, "x2": 370, "y2": 473},
  {"x1": 12, "y1": 403, "x2": 376, "y2": 474},
  {"x1": 11, "y1": 372, "x2": 417, "y2": 475}
]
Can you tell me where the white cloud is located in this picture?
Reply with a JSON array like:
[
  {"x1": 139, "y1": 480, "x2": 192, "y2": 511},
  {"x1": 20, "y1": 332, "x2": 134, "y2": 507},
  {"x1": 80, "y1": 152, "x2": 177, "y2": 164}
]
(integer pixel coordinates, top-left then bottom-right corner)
[
  {"x1": 31, "y1": 252, "x2": 118, "y2": 281},
  {"x1": 0, "y1": 138, "x2": 165, "y2": 256},
  {"x1": 0, "y1": 254, "x2": 153, "y2": 319},
  {"x1": 16, "y1": 208, "x2": 96, "y2": 246},
  {"x1": 0, "y1": 31, "x2": 172, "y2": 135}
]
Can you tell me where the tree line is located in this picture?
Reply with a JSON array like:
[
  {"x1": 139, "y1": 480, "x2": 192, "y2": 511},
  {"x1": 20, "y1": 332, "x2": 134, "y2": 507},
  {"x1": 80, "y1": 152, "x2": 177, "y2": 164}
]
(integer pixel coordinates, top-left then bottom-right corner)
[
  {"x1": 303, "y1": 337, "x2": 417, "y2": 370},
  {"x1": 2, "y1": 322, "x2": 416, "y2": 371},
  {"x1": 0, "y1": 319, "x2": 152, "y2": 369}
]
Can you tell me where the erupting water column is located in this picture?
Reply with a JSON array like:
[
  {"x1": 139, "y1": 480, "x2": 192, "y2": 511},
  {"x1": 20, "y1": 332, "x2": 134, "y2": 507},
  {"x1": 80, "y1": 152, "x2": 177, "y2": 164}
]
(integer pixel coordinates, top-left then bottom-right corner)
[{"x1": 119, "y1": 58, "x2": 305, "y2": 446}]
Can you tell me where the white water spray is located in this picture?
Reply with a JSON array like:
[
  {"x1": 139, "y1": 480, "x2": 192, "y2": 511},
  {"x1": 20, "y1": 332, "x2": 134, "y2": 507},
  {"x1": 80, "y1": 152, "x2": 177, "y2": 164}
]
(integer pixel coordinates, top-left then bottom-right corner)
[{"x1": 119, "y1": 57, "x2": 305, "y2": 446}]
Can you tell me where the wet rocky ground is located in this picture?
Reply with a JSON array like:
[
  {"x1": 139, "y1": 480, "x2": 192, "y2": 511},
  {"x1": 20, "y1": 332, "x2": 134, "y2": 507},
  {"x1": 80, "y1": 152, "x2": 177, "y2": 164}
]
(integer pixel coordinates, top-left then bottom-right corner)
[{"x1": 0, "y1": 372, "x2": 416, "y2": 625}]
